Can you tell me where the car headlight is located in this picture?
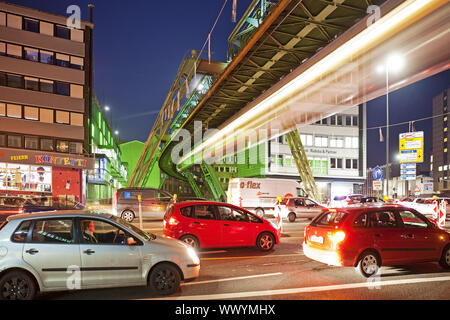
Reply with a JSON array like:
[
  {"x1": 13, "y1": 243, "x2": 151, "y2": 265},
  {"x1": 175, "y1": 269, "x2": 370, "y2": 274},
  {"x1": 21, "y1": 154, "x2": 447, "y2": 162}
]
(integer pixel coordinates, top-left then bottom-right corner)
[{"x1": 187, "y1": 247, "x2": 200, "y2": 265}]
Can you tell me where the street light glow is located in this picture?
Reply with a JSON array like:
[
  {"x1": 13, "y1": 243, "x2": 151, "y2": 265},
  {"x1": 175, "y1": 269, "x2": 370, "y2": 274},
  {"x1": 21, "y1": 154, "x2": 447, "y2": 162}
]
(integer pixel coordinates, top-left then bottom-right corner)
[
  {"x1": 114, "y1": 130, "x2": 119, "y2": 135},
  {"x1": 104, "y1": 106, "x2": 110, "y2": 111}
]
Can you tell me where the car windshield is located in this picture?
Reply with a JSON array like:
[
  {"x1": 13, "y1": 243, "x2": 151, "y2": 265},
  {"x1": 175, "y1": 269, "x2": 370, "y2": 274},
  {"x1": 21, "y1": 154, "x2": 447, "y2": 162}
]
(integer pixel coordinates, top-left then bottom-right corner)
[{"x1": 110, "y1": 215, "x2": 155, "y2": 241}]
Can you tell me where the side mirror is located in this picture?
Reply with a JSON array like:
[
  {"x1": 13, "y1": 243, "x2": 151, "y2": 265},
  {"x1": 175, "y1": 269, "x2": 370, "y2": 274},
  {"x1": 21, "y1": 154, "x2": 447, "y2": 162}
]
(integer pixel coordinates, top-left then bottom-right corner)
[{"x1": 127, "y1": 237, "x2": 137, "y2": 245}]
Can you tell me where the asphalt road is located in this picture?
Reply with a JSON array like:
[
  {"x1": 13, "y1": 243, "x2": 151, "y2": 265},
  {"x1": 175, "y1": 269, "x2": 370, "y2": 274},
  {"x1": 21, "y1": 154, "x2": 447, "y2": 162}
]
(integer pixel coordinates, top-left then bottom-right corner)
[{"x1": 39, "y1": 217, "x2": 450, "y2": 301}]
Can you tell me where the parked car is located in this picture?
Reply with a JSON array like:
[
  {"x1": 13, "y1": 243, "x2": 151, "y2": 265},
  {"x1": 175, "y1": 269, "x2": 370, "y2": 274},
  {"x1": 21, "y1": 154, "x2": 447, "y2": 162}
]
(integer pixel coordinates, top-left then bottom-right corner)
[
  {"x1": 302, "y1": 205, "x2": 450, "y2": 278},
  {"x1": 112, "y1": 188, "x2": 173, "y2": 222},
  {"x1": 397, "y1": 197, "x2": 450, "y2": 218},
  {"x1": 360, "y1": 196, "x2": 381, "y2": 204},
  {"x1": 278, "y1": 197, "x2": 326, "y2": 222},
  {"x1": 163, "y1": 201, "x2": 281, "y2": 251},
  {"x1": 329, "y1": 194, "x2": 364, "y2": 207},
  {"x1": 0, "y1": 211, "x2": 200, "y2": 300}
]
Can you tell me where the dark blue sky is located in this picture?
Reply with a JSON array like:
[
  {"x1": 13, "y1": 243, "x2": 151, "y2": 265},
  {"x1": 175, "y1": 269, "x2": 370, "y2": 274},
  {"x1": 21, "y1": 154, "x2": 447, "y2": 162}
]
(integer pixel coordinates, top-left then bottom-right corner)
[{"x1": 7, "y1": 0, "x2": 450, "y2": 168}]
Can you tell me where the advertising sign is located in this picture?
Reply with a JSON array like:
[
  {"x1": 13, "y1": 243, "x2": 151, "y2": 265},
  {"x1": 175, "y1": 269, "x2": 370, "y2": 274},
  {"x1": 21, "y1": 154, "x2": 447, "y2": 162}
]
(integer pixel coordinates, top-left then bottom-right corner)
[{"x1": 373, "y1": 180, "x2": 383, "y2": 191}]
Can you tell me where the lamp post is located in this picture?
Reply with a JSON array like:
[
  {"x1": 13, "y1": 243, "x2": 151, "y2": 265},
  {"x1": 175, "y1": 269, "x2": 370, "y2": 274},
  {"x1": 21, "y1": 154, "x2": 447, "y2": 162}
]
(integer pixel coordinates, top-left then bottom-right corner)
[{"x1": 377, "y1": 54, "x2": 404, "y2": 199}]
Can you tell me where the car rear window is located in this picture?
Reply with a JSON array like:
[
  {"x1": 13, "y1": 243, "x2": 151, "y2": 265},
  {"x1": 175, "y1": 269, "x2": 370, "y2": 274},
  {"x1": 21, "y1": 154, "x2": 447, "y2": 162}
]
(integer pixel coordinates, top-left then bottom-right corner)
[
  {"x1": 180, "y1": 206, "x2": 194, "y2": 218},
  {"x1": 312, "y1": 210, "x2": 347, "y2": 227}
]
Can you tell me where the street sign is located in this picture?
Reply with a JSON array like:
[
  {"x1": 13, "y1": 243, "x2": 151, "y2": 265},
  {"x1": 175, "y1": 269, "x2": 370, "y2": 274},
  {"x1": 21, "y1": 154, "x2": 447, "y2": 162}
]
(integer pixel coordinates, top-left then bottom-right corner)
[
  {"x1": 401, "y1": 175, "x2": 416, "y2": 181},
  {"x1": 401, "y1": 169, "x2": 416, "y2": 175},
  {"x1": 401, "y1": 163, "x2": 416, "y2": 170},
  {"x1": 399, "y1": 131, "x2": 424, "y2": 163},
  {"x1": 373, "y1": 180, "x2": 383, "y2": 191},
  {"x1": 373, "y1": 167, "x2": 382, "y2": 180},
  {"x1": 414, "y1": 186, "x2": 421, "y2": 194}
]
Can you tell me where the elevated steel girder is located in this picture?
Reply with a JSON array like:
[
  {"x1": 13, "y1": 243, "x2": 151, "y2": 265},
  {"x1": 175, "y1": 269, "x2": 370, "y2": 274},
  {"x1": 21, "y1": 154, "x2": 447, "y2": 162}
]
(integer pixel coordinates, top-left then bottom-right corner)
[{"x1": 158, "y1": 0, "x2": 389, "y2": 179}]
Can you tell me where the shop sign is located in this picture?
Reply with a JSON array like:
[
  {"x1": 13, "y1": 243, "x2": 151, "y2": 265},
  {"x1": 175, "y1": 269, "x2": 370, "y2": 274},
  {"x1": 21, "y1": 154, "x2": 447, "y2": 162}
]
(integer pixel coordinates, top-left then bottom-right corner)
[{"x1": 35, "y1": 155, "x2": 87, "y2": 168}]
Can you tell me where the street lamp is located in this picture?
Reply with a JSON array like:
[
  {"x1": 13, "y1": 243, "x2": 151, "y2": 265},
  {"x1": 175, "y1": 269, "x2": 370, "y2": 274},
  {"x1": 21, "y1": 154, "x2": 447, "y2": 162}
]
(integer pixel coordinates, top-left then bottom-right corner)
[
  {"x1": 114, "y1": 130, "x2": 119, "y2": 136},
  {"x1": 377, "y1": 53, "x2": 405, "y2": 199},
  {"x1": 104, "y1": 105, "x2": 110, "y2": 112}
]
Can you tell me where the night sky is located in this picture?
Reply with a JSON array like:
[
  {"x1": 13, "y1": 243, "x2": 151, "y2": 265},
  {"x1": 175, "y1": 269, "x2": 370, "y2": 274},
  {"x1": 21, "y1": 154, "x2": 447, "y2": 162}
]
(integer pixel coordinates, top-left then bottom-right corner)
[{"x1": 7, "y1": 0, "x2": 450, "y2": 169}]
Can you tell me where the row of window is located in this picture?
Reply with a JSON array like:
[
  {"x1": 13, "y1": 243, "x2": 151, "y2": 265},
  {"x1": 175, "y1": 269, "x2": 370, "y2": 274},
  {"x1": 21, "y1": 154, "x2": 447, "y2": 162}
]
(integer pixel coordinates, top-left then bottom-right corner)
[
  {"x1": 330, "y1": 158, "x2": 359, "y2": 170},
  {"x1": 0, "y1": 102, "x2": 83, "y2": 126},
  {"x1": 271, "y1": 155, "x2": 359, "y2": 170},
  {"x1": 0, "y1": 71, "x2": 83, "y2": 98},
  {"x1": 314, "y1": 114, "x2": 359, "y2": 127},
  {"x1": 215, "y1": 166, "x2": 238, "y2": 173},
  {"x1": 274, "y1": 134, "x2": 359, "y2": 149},
  {"x1": 0, "y1": 11, "x2": 84, "y2": 42},
  {"x1": 0, "y1": 41, "x2": 84, "y2": 70},
  {"x1": 0, "y1": 132, "x2": 84, "y2": 154}
]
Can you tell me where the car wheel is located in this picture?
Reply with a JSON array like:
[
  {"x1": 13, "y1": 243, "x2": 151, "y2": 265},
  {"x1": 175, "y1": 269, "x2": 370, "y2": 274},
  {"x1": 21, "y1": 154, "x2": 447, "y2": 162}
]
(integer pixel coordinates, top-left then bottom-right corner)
[
  {"x1": 257, "y1": 232, "x2": 275, "y2": 251},
  {"x1": 255, "y1": 208, "x2": 264, "y2": 218},
  {"x1": 179, "y1": 235, "x2": 200, "y2": 249},
  {"x1": 121, "y1": 210, "x2": 135, "y2": 222},
  {"x1": 439, "y1": 245, "x2": 450, "y2": 269},
  {"x1": 355, "y1": 251, "x2": 381, "y2": 278},
  {"x1": 149, "y1": 263, "x2": 181, "y2": 296},
  {"x1": 0, "y1": 271, "x2": 36, "y2": 300},
  {"x1": 288, "y1": 212, "x2": 296, "y2": 223}
]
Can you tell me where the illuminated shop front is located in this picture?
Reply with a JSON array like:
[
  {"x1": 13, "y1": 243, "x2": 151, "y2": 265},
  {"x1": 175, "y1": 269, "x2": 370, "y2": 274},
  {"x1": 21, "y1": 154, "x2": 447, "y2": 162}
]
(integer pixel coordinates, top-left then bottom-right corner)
[{"x1": 0, "y1": 148, "x2": 94, "y2": 203}]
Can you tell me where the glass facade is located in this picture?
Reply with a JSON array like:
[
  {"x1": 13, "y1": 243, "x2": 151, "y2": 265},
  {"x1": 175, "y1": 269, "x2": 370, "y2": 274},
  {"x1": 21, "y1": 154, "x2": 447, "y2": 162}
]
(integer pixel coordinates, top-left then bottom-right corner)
[{"x1": 0, "y1": 163, "x2": 52, "y2": 193}]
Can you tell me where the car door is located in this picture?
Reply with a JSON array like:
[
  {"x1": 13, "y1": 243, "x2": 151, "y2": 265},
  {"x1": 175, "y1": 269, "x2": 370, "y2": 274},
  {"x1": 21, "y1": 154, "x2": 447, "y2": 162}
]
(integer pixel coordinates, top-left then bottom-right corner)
[
  {"x1": 365, "y1": 210, "x2": 408, "y2": 264},
  {"x1": 395, "y1": 209, "x2": 440, "y2": 262},
  {"x1": 139, "y1": 189, "x2": 159, "y2": 218},
  {"x1": 187, "y1": 204, "x2": 223, "y2": 248},
  {"x1": 22, "y1": 218, "x2": 81, "y2": 290},
  {"x1": 217, "y1": 205, "x2": 254, "y2": 247},
  {"x1": 77, "y1": 218, "x2": 143, "y2": 287}
]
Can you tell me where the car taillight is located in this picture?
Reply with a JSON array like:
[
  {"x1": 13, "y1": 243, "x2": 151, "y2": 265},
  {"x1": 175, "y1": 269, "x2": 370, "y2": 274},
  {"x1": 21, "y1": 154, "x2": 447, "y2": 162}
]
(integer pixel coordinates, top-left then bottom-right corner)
[
  {"x1": 18, "y1": 209, "x2": 23, "y2": 214},
  {"x1": 331, "y1": 231, "x2": 346, "y2": 244},
  {"x1": 167, "y1": 217, "x2": 179, "y2": 226}
]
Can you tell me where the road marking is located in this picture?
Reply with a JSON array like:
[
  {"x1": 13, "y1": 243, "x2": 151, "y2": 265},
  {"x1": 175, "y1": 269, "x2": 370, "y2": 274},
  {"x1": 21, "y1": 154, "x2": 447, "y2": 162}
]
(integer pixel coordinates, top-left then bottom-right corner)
[
  {"x1": 200, "y1": 253, "x2": 304, "y2": 261},
  {"x1": 182, "y1": 272, "x2": 283, "y2": 286},
  {"x1": 153, "y1": 275, "x2": 450, "y2": 300},
  {"x1": 199, "y1": 250, "x2": 227, "y2": 255}
]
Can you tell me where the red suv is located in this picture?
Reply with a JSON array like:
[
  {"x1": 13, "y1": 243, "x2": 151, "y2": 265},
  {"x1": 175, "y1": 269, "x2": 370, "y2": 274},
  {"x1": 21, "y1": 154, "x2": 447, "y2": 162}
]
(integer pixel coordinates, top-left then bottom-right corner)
[
  {"x1": 163, "y1": 201, "x2": 280, "y2": 251},
  {"x1": 303, "y1": 205, "x2": 450, "y2": 277}
]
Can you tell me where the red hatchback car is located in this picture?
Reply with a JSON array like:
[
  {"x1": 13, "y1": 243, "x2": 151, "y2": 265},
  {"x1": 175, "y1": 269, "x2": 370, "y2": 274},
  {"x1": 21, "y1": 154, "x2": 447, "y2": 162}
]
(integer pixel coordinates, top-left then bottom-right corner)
[
  {"x1": 303, "y1": 205, "x2": 450, "y2": 277},
  {"x1": 163, "y1": 201, "x2": 281, "y2": 251}
]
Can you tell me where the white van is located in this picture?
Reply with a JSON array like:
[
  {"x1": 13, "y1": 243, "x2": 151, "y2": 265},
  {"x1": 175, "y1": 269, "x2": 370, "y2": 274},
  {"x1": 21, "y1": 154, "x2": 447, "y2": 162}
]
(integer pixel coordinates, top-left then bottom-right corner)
[{"x1": 227, "y1": 178, "x2": 306, "y2": 217}]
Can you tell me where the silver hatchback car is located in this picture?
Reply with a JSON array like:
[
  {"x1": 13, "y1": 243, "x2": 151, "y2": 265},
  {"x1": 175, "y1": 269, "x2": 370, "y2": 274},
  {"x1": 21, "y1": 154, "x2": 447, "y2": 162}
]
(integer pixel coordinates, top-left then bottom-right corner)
[{"x1": 0, "y1": 211, "x2": 200, "y2": 300}]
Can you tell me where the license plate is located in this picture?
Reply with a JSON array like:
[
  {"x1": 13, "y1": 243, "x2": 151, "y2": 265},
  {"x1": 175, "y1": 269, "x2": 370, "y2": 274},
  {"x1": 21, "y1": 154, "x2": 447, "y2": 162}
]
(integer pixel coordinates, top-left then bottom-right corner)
[{"x1": 310, "y1": 235, "x2": 324, "y2": 244}]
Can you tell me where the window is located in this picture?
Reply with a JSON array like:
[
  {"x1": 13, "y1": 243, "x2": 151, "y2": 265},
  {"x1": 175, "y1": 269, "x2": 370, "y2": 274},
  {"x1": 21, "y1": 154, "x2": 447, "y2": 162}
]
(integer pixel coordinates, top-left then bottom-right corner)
[
  {"x1": 217, "y1": 206, "x2": 249, "y2": 222},
  {"x1": 24, "y1": 77, "x2": 39, "y2": 91},
  {"x1": 24, "y1": 47, "x2": 39, "y2": 62},
  {"x1": 70, "y1": 84, "x2": 84, "y2": 99},
  {"x1": 7, "y1": 14, "x2": 22, "y2": 29},
  {"x1": 71, "y1": 113, "x2": 84, "y2": 126},
  {"x1": 315, "y1": 136, "x2": 327, "y2": 147},
  {"x1": 7, "y1": 74, "x2": 22, "y2": 89},
  {"x1": 71, "y1": 29, "x2": 84, "y2": 42},
  {"x1": 55, "y1": 25, "x2": 71, "y2": 39},
  {"x1": 398, "y1": 210, "x2": 429, "y2": 228},
  {"x1": 345, "y1": 137, "x2": 352, "y2": 148},
  {"x1": 40, "y1": 50, "x2": 54, "y2": 64},
  {"x1": 346, "y1": 159, "x2": 352, "y2": 169},
  {"x1": 314, "y1": 211, "x2": 347, "y2": 227},
  {"x1": 0, "y1": 135, "x2": 6, "y2": 146},
  {"x1": 32, "y1": 219, "x2": 74, "y2": 244},
  {"x1": 40, "y1": 139, "x2": 54, "y2": 151},
  {"x1": 56, "y1": 53, "x2": 70, "y2": 68},
  {"x1": 25, "y1": 136, "x2": 38, "y2": 150},
  {"x1": 8, "y1": 135, "x2": 22, "y2": 148},
  {"x1": 352, "y1": 116, "x2": 358, "y2": 126},
  {"x1": 193, "y1": 205, "x2": 216, "y2": 220},
  {"x1": 6, "y1": 43, "x2": 21, "y2": 58},
  {"x1": 0, "y1": 12, "x2": 5, "y2": 26},
  {"x1": 70, "y1": 56, "x2": 84, "y2": 70},
  {"x1": 24, "y1": 106, "x2": 38, "y2": 120},
  {"x1": 56, "y1": 140, "x2": 69, "y2": 153},
  {"x1": 0, "y1": 42, "x2": 5, "y2": 56},
  {"x1": 40, "y1": 21, "x2": 54, "y2": 36},
  {"x1": 7, "y1": 104, "x2": 22, "y2": 118},
  {"x1": 0, "y1": 72, "x2": 5, "y2": 86},
  {"x1": 11, "y1": 221, "x2": 32, "y2": 243},
  {"x1": 40, "y1": 79, "x2": 54, "y2": 93},
  {"x1": 367, "y1": 211, "x2": 397, "y2": 228},
  {"x1": 80, "y1": 219, "x2": 129, "y2": 245},
  {"x1": 69, "y1": 142, "x2": 83, "y2": 154},
  {"x1": 353, "y1": 159, "x2": 358, "y2": 170},
  {"x1": 180, "y1": 206, "x2": 194, "y2": 218},
  {"x1": 56, "y1": 111, "x2": 70, "y2": 124},
  {"x1": 55, "y1": 82, "x2": 70, "y2": 96},
  {"x1": 337, "y1": 115, "x2": 343, "y2": 126},
  {"x1": 352, "y1": 137, "x2": 359, "y2": 149},
  {"x1": 321, "y1": 118, "x2": 328, "y2": 125},
  {"x1": 0, "y1": 102, "x2": 5, "y2": 116},
  {"x1": 40, "y1": 109, "x2": 53, "y2": 123},
  {"x1": 330, "y1": 116, "x2": 336, "y2": 125},
  {"x1": 353, "y1": 213, "x2": 368, "y2": 228},
  {"x1": 337, "y1": 158, "x2": 343, "y2": 169},
  {"x1": 23, "y1": 18, "x2": 39, "y2": 33},
  {"x1": 330, "y1": 158, "x2": 336, "y2": 169},
  {"x1": 346, "y1": 116, "x2": 352, "y2": 126}
]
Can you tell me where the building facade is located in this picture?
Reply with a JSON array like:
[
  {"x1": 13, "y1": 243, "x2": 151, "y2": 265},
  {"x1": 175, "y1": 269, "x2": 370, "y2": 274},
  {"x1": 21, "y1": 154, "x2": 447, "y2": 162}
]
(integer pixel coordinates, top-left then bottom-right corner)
[
  {"x1": 86, "y1": 95, "x2": 127, "y2": 204},
  {"x1": 432, "y1": 87, "x2": 450, "y2": 194},
  {"x1": 0, "y1": 3, "x2": 94, "y2": 203}
]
